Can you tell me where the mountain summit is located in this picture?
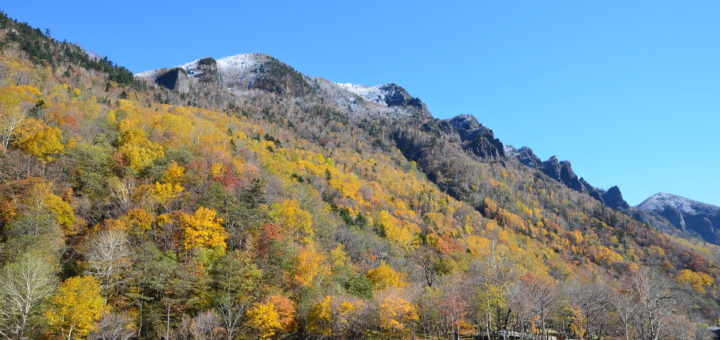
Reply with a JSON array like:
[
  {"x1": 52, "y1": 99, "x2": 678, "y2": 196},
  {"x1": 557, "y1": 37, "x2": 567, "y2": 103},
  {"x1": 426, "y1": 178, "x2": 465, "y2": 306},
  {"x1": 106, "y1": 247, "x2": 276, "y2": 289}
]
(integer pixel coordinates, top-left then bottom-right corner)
[{"x1": 636, "y1": 193, "x2": 720, "y2": 244}]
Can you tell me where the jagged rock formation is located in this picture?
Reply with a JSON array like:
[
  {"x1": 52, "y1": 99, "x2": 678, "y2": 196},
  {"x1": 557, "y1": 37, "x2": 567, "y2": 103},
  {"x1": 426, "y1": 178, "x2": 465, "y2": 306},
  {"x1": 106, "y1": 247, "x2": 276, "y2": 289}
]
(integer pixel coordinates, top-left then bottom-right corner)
[
  {"x1": 505, "y1": 146, "x2": 630, "y2": 210},
  {"x1": 446, "y1": 114, "x2": 504, "y2": 159},
  {"x1": 603, "y1": 186, "x2": 630, "y2": 210},
  {"x1": 636, "y1": 193, "x2": 720, "y2": 245}
]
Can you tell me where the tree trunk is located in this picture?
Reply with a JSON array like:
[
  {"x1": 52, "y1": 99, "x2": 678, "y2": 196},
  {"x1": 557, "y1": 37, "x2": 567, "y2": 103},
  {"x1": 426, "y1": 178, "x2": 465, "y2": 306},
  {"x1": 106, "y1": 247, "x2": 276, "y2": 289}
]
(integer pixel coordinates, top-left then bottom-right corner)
[{"x1": 165, "y1": 304, "x2": 171, "y2": 340}]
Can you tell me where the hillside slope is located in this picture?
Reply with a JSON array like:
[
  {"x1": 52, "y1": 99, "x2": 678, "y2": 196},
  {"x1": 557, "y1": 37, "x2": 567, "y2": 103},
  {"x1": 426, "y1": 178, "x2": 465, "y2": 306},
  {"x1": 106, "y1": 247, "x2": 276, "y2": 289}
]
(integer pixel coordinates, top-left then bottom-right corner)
[{"x1": 0, "y1": 12, "x2": 718, "y2": 340}]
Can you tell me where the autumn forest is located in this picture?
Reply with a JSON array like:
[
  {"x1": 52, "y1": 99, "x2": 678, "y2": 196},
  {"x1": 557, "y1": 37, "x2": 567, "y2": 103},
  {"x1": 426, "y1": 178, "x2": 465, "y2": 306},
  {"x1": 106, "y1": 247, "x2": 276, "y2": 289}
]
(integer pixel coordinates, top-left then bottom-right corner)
[{"x1": 0, "y1": 12, "x2": 718, "y2": 340}]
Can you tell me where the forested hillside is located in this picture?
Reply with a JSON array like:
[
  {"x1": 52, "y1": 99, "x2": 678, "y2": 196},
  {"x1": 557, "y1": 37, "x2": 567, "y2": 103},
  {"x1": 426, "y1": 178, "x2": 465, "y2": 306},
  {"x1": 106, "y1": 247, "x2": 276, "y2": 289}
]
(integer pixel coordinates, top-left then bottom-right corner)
[{"x1": 0, "y1": 12, "x2": 718, "y2": 340}]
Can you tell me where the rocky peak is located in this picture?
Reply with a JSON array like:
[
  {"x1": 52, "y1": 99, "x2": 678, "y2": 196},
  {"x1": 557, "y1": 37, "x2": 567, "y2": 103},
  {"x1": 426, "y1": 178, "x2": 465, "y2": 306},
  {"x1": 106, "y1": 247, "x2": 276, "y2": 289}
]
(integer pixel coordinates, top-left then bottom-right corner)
[
  {"x1": 378, "y1": 83, "x2": 426, "y2": 110},
  {"x1": 602, "y1": 186, "x2": 630, "y2": 210},
  {"x1": 515, "y1": 146, "x2": 542, "y2": 168},
  {"x1": 447, "y1": 114, "x2": 504, "y2": 159}
]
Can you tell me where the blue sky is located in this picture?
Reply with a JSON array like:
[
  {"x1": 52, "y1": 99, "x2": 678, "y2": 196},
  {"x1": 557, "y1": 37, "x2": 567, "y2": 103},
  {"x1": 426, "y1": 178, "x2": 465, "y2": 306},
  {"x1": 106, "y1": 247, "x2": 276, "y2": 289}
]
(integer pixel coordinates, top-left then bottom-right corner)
[{"x1": 4, "y1": 1, "x2": 719, "y2": 206}]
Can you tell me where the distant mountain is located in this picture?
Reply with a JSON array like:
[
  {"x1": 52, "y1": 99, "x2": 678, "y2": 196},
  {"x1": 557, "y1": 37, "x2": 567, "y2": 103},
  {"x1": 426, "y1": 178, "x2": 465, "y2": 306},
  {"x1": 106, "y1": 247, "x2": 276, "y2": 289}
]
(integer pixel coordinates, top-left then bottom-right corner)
[{"x1": 636, "y1": 193, "x2": 720, "y2": 244}]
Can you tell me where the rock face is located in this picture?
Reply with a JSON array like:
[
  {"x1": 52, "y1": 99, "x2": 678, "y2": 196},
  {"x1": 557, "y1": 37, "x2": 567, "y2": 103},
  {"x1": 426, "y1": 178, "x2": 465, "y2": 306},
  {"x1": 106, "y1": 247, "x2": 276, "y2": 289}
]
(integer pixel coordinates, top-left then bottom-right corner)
[
  {"x1": 505, "y1": 146, "x2": 630, "y2": 211},
  {"x1": 515, "y1": 146, "x2": 542, "y2": 168},
  {"x1": 152, "y1": 68, "x2": 190, "y2": 94},
  {"x1": 636, "y1": 193, "x2": 720, "y2": 245},
  {"x1": 378, "y1": 83, "x2": 425, "y2": 110},
  {"x1": 542, "y1": 156, "x2": 584, "y2": 191},
  {"x1": 603, "y1": 186, "x2": 630, "y2": 210},
  {"x1": 422, "y1": 114, "x2": 505, "y2": 159}
]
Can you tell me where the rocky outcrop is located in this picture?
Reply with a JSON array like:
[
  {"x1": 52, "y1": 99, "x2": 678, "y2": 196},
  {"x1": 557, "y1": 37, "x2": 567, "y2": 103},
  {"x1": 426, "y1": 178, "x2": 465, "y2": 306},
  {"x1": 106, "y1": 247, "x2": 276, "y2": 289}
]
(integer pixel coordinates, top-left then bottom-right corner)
[
  {"x1": 505, "y1": 146, "x2": 630, "y2": 211},
  {"x1": 185, "y1": 57, "x2": 220, "y2": 83},
  {"x1": 379, "y1": 83, "x2": 426, "y2": 110},
  {"x1": 602, "y1": 186, "x2": 630, "y2": 210},
  {"x1": 152, "y1": 68, "x2": 190, "y2": 94},
  {"x1": 515, "y1": 146, "x2": 542, "y2": 168},
  {"x1": 447, "y1": 114, "x2": 504, "y2": 159},
  {"x1": 542, "y1": 156, "x2": 584, "y2": 191}
]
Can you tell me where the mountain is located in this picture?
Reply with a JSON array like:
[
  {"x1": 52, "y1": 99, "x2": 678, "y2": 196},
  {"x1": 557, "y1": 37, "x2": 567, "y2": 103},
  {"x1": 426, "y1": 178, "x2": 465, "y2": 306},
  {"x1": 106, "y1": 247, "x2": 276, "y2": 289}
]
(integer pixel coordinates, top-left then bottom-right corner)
[
  {"x1": 1, "y1": 11, "x2": 718, "y2": 339},
  {"x1": 636, "y1": 193, "x2": 720, "y2": 244}
]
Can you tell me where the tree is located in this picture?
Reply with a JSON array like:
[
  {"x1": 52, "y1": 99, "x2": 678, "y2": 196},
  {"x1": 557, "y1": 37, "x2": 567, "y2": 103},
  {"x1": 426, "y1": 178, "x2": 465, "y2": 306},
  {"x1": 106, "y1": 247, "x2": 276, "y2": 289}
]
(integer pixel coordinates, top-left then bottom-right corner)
[
  {"x1": 0, "y1": 85, "x2": 41, "y2": 151},
  {"x1": 377, "y1": 293, "x2": 419, "y2": 339},
  {"x1": 83, "y1": 229, "x2": 132, "y2": 298},
  {"x1": 674, "y1": 269, "x2": 713, "y2": 292},
  {"x1": 307, "y1": 295, "x2": 365, "y2": 338},
  {"x1": 11, "y1": 118, "x2": 64, "y2": 162},
  {"x1": 46, "y1": 276, "x2": 106, "y2": 340},
  {"x1": 271, "y1": 199, "x2": 313, "y2": 240},
  {"x1": 116, "y1": 128, "x2": 164, "y2": 172},
  {"x1": 366, "y1": 262, "x2": 408, "y2": 290},
  {"x1": 293, "y1": 243, "x2": 329, "y2": 287},
  {"x1": 89, "y1": 312, "x2": 134, "y2": 340},
  {"x1": 178, "y1": 207, "x2": 228, "y2": 251},
  {"x1": 628, "y1": 270, "x2": 677, "y2": 340},
  {"x1": 0, "y1": 253, "x2": 56, "y2": 340},
  {"x1": 245, "y1": 296, "x2": 295, "y2": 340},
  {"x1": 190, "y1": 310, "x2": 220, "y2": 340},
  {"x1": 246, "y1": 301, "x2": 280, "y2": 340},
  {"x1": 509, "y1": 273, "x2": 558, "y2": 340},
  {"x1": 611, "y1": 290, "x2": 636, "y2": 340}
]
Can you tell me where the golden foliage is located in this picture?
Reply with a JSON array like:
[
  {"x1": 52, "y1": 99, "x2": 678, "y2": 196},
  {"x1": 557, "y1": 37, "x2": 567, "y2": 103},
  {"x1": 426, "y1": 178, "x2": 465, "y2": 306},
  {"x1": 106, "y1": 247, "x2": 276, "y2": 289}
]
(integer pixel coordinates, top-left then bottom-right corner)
[
  {"x1": 378, "y1": 293, "x2": 419, "y2": 338},
  {"x1": 294, "y1": 243, "x2": 329, "y2": 287},
  {"x1": 367, "y1": 262, "x2": 408, "y2": 290},
  {"x1": 12, "y1": 118, "x2": 64, "y2": 162},
  {"x1": 271, "y1": 199, "x2": 313, "y2": 240},
  {"x1": 45, "y1": 276, "x2": 106, "y2": 340},
  {"x1": 676, "y1": 269, "x2": 714, "y2": 292},
  {"x1": 178, "y1": 207, "x2": 228, "y2": 250}
]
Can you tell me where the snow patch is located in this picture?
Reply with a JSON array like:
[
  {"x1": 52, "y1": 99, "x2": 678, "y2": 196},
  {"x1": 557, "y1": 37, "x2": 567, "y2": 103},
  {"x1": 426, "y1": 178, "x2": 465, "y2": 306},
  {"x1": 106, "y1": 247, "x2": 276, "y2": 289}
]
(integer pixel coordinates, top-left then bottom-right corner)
[
  {"x1": 637, "y1": 193, "x2": 701, "y2": 214},
  {"x1": 335, "y1": 82, "x2": 387, "y2": 106}
]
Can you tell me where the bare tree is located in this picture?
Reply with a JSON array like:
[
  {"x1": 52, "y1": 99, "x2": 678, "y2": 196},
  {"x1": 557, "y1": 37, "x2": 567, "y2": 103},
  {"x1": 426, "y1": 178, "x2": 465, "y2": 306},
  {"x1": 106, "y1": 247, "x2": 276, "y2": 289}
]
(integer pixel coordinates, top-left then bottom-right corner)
[
  {"x1": 83, "y1": 229, "x2": 132, "y2": 298},
  {"x1": 629, "y1": 269, "x2": 677, "y2": 340},
  {"x1": 508, "y1": 273, "x2": 558, "y2": 340},
  {"x1": 566, "y1": 280, "x2": 613, "y2": 339},
  {"x1": 215, "y1": 297, "x2": 248, "y2": 340},
  {"x1": 191, "y1": 310, "x2": 221, "y2": 340},
  {"x1": 89, "y1": 312, "x2": 134, "y2": 340},
  {"x1": 611, "y1": 290, "x2": 636, "y2": 340},
  {"x1": 0, "y1": 253, "x2": 56, "y2": 340}
]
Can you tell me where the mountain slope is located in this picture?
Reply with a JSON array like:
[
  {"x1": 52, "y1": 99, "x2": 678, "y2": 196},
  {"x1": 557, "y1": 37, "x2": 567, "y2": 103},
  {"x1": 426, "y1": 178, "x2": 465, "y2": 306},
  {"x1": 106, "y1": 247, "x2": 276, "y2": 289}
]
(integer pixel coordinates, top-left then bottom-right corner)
[
  {"x1": 636, "y1": 193, "x2": 720, "y2": 244},
  {"x1": 0, "y1": 12, "x2": 718, "y2": 339}
]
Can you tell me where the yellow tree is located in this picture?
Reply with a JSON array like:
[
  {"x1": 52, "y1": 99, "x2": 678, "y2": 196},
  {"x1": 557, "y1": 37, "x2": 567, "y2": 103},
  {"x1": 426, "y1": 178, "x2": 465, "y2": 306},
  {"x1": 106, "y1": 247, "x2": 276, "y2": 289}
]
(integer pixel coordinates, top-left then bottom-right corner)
[
  {"x1": 178, "y1": 207, "x2": 228, "y2": 250},
  {"x1": 22, "y1": 180, "x2": 75, "y2": 231},
  {"x1": 0, "y1": 85, "x2": 41, "y2": 151},
  {"x1": 675, "y1": 269, "x2": 714, "y2": 292},
  {"x1": 367, "y1": 262, "x2": 408, "y2": 290},
  {"x1": 377, "y1": 293, "x2": 419, "y2": 338},
  {"x1": 307, "y1": 295, "x2": 365, "y2": 337},
  {"x1": 45, "y1": 276, "x2": 106, "y2": 340},
  {"x1": 246, "y1": 295, "x2": 296, "y2": 339},
  {"x1": 294, "y1": 243, "x2": 329, "y2": 287},
  {"x1": 117, "y1": 128, "x2": 164, "y2": 171},
  {"x1": 271, "y1": 199, "x2": 313, "y2": 241},
  {"x1": 12, "y1": 118, "x2": 64, "y2": 162}
]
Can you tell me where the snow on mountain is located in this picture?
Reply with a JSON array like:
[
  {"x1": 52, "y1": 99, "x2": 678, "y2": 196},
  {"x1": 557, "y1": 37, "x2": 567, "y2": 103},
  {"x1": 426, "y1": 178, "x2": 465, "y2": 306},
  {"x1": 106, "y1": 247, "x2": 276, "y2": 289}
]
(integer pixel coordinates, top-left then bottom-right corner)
[
  {"x1": 335, "y1": 83, "x2": 387, "y2": 105},
  {"x1": 636, "y1": 193, "x2": 710, "y2": 214}
]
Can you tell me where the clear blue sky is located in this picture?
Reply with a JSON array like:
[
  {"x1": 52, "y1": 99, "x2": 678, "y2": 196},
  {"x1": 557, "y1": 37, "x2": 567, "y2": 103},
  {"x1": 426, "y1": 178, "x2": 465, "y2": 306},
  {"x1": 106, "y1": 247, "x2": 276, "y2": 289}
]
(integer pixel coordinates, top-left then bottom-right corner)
[{"x1": 4, "y1": 1, "x2": 719, "y2": 206}]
